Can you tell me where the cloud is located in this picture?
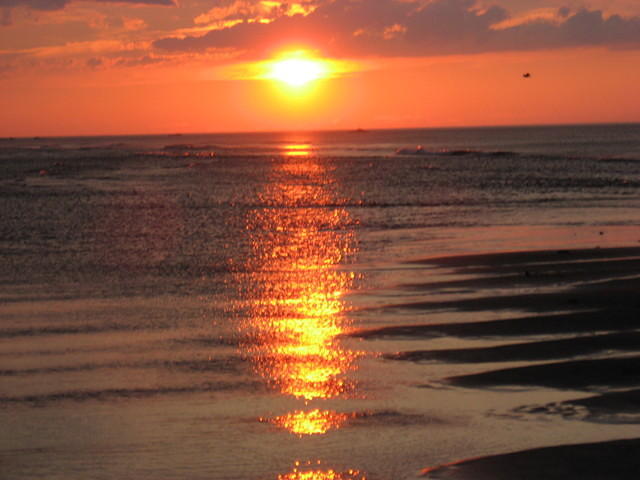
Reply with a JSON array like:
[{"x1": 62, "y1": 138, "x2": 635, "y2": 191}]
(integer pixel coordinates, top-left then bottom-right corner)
[
  {"x1": 2, "y1": 0, "x2": 68, "y2": 11},
  {"x1": 85, "y1": 53, "x2": 165, "y2": 68},
  {"x1": 3, "y1": 0, "x2": 175, "y2": 12},
  {"x1": 86, "y1": 56, "x2": 102, "y2": 67},
  {"x1": 193, "y1": 0, "x2": 315, "y2": 26},
  {"x1": 114, "y1": 53, "x2": 165, "y2": 67},
  {"x1": 1, "y1": 8, "x2": 13, "y2": 26},
  {"x1": 499, "y1": 8, "x2": 640, "y2": 51},
  {"x1": 0, "y1": 37, "x2": 174, "y2": 76},
  {"x1": 153, "y1": 0, "x2": 640, "y2": 57},
  {"x1": 1, "y1": 0, "x2": 174, "y2": 27}
]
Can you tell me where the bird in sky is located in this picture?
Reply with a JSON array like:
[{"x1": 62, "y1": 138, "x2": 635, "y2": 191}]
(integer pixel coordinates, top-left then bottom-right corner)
[{"x1": 523, "y1": 72, "x2": 531, "y2": 78}]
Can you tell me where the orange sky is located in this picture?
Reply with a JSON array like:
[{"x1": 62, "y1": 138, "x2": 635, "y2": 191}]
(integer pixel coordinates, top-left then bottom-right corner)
[{"x1": 1, "y1": 0, "x2": 640, "y2": 136}]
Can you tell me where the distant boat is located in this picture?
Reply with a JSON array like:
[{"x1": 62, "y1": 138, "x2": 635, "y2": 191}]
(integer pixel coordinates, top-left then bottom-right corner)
[
  {"x1": 353, "y1": 128, "x2": 369, "y2": 133},
  {"x1": 523, "y1": 72, "x2": 531, "y2": 78}
]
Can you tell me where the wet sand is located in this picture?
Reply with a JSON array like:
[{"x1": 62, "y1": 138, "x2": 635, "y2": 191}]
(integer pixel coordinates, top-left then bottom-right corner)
[
  {"x1": 352, "y1": 246, "x2": 640, "y2": 479},
  {"x1": 422, "y1": 438, "x2": 640, "y2": 479}
]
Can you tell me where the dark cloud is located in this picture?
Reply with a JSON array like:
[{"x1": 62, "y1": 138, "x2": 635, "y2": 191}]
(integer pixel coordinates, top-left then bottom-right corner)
[
  {"x1": 1, "y1": 8, "x2": 13, "y2": 26},
  {"x1": 3, "y1": 0, "x2": 175, "y2": 11},
  {"x1": 86, "y1": 57, "x2": 102, "y2": 67},
  {"x1": 558, "y1": 6, "x2": 571, "y2": 19},
  {"x1": 1, "y1": 0, "x2": 174, "y2": 26},
  {"x1": 498, "y1": 8, "x2": 640, "y2": 51},
  {"x1": 115, "y1": 54, "x2": 164, "y2": 67},
  {"x1": 153, "y1": 0, "x2": 640, "y2": 57},
  {"x1": 0, "y1": 52, "x2": 16, "y2": 74},
  {"x1": 2, "y1": 0, "x2": 69, "y2": 11},
  {"x1": 84, "y1": 54, "x2": 163, "y2": 68},
  {"x1": 97, "y1": 0, "x2": 175, "y2": 5}
]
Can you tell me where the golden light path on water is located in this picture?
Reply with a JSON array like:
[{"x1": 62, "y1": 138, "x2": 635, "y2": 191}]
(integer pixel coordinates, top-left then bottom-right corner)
[
  {"x1": 278, "y1": 461, "x2": 366, "y2": 480},
  {"x1": 236, "y1": 144, "x2": 366, "y2": 478},
  {"x1": 243, "y1": 201, "x2": 357, "y2": 402},
  {"x1": 271, "y1": 409, "x2": 352, "y2": 436}
]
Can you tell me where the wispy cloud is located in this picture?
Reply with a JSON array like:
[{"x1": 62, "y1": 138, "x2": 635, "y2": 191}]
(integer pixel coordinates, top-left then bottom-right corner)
[
  {"x1": 3, "y1": 0, "x2": 640, "y2": 77},
  {"x1": 154, "y1": 0, "x2": 640, "y2": 57},
  {"x1": 1, "y1": 0, "x2": 174, "y2": 26},
  {"x1": 3, "y1": 0, "x2": 175, "y2": 9}
]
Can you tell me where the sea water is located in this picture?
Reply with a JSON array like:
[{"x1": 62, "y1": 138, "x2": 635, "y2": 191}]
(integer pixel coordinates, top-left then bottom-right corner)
[{"x1": 1, "y1": 124, "x2": 640, "y2": 479}]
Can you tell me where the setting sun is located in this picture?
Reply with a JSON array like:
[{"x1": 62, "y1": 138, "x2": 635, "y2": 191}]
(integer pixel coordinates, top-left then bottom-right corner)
[{"x1": 268, "y1": 57, "x2": 328, "y2": 87}]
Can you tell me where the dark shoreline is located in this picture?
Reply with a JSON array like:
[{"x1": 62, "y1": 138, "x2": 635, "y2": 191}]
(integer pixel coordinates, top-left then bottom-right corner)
[
  {"x1": 422, "y1": 437, "x2": 640, "y2": 479},
  {"x1": 352, "y1": 246, "x2": 640, "y2": 478}
]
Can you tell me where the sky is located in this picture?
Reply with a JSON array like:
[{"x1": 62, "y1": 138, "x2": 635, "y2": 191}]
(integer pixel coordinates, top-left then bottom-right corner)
[{"x1": 1, "y1": 0, "x2": 640, "y2": 136}]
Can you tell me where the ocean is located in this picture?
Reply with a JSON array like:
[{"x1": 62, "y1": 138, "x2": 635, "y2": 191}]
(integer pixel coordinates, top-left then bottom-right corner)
[{"x1": 1, "y1": 124, "x2": 640, "y2": 479}]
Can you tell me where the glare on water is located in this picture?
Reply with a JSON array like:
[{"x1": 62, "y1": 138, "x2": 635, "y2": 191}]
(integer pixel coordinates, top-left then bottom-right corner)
[{"x1": 233, "y1": 146, "x2": 362, "y2": 470}]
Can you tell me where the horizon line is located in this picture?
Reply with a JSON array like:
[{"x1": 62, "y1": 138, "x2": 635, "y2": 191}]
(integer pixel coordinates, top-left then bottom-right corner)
[{"x1": 2, "y1": 120, "x2": 639, "y2": 141}]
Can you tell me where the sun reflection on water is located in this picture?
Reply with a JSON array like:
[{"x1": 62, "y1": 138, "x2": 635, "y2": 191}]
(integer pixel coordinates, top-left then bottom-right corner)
[
  {"x1": 240, "y1": 154, "x2": 358, "y2": 404},
  {"x1": 278, "y1": 461, "x2": 367, "y2": 480},
  {"x1": 282, "y1": 144, "x2": 314, "y2": 157},
  {"x1": 231, "y1": 148, "x2": 368, "y2": 479},
  {"x1": 266, "y1": 409, "x2": 352, "y2": 436},
  {"x1": 237, "y1": 150, "x2": 360, "y2": 414}
]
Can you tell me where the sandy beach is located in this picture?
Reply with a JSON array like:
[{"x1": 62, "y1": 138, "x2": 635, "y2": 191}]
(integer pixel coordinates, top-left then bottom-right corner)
[
  {"x1": 351, "y1": 246, "x2": 640, "y2": 479},
  {"x1": 2, "y1": 128, "x2": 640, "y2": 479},
  {"x1": 422, "y1": 437, "x2": 640, "y2": 479}
]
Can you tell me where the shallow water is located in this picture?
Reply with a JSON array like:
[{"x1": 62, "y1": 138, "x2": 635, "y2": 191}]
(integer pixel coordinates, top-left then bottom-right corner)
[{"x1": 2, "y1": 125, "x2": 640, "y2": 479}]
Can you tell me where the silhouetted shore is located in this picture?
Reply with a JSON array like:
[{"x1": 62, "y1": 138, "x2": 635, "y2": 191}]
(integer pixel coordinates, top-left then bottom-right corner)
[{"x1": 351, "y1": 246, "x2": 640, "y2": 478}]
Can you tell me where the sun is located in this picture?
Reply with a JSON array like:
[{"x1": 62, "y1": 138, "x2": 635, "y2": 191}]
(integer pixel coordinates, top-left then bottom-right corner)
[
  {"x1": 269, "y1": 58, "x2": 325, "y2": 86},
  {"x1": 240, "y1": 49, "x2": 358, "y2": 91},
  {"x1": 267, "y1": 54, "x2": 329, "y2": 87}
]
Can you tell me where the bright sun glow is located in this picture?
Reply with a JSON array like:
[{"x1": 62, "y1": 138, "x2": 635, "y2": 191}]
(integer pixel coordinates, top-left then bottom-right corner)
[{"x1": 268, "y1": 55, "x2": 329, "y2": 87}]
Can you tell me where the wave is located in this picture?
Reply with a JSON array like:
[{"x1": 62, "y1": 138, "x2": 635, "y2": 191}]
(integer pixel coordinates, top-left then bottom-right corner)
[
  {"x1": 599, "y1": 157, "x2": 640, "y2": 164},
  {"x1": 2, "y1": 141, "x2": 637, "y2": 169},
  {"x1": 162, "y1": 144, "x2": 217, "y2": 151},
  {"x1": 446, "y1": 356, "x2": 640, "y2": 389},
  {"x1": 350, "y1": 310, "x2": 637, "y2": 340},
  {"x1": 385, "y1": 332, "x2": 640, "y2": 364},
  {"x1": 0, "y1": 380, "x2": 263, "y2": 405},
  {"x1": 394, "y1": 146, "x2": 518, "y2": 158},
  {"x1": 0, "y1": 323, "x2": 159, "y2": 339},
  {"x1": 0, "y1": 335, "x2": 237, "y2": 358},
  {"x1": 514, "y1": 388, "x2": 640, "y2": 423},
  {"x1": 0, "y1": 357, "x2": 242, "y2": 377},
  {"x1": 350, "y1": 409, "x2": 447, "y2": 427},
  {"x1": 356, "y1": 244, "x2": 640, "y2": 437}
]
